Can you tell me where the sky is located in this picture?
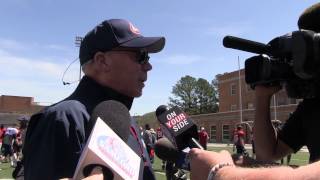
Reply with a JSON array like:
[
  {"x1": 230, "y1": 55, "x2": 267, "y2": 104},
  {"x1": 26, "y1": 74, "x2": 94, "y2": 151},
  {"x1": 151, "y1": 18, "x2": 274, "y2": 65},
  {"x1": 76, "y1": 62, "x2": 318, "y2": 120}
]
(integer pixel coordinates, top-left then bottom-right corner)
[{"x1": 0, "y1": 0, "x2": 319, "y2": 116}]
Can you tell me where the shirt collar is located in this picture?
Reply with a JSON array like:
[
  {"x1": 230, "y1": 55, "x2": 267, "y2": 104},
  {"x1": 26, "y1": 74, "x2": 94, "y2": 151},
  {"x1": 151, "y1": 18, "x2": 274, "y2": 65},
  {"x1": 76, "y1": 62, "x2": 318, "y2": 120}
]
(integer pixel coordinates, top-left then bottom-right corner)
[{"x1": 66, "y1": 76, "x2": 133, "y2": 113}]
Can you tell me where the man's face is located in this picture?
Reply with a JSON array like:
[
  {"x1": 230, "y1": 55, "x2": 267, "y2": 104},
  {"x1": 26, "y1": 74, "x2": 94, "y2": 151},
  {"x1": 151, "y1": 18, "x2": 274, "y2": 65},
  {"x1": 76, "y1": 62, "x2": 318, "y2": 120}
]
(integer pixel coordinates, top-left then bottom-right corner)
[{"x1": 104, "y1": 50, "x2": 152, "y2": 97}]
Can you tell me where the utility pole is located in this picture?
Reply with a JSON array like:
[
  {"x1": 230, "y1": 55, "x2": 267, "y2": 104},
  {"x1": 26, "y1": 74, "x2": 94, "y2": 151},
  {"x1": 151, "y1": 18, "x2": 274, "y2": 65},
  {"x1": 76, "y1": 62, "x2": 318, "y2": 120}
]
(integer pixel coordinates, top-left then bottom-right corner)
[
  {"x1": 238, "y1": 56, "x2": 243, "y2": 124},
  {"x1": 273, "y1": 94, "x2": 277, "y2": 120}
]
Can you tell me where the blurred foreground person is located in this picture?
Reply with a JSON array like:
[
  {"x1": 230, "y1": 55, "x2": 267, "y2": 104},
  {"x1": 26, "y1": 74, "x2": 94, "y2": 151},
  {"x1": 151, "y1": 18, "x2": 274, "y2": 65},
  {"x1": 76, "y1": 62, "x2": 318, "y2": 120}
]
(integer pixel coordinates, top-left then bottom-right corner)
[
  {"x1": 254, "y1": 2, "x2": 320, "y2": 164},
  {"x1": 190, "y1": 2, "x2": 320, "y2": 180}
]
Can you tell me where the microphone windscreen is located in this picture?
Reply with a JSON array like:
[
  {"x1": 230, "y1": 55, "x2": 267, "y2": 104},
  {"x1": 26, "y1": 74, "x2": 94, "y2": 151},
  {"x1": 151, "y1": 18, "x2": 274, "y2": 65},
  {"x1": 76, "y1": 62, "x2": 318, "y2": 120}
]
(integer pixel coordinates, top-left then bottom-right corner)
[
  {"x1": 154, "y1": 137, "x2": 179, "y2": 162},
  {"x1": 298, "y1": 3, "x2": 320, "y2": 32},
  {"x1": 90, "y1": 100, "x2": 131, "y2": 142},
  {"x1": 155, "y1": 105, "x2": 168, "y2": 117}
]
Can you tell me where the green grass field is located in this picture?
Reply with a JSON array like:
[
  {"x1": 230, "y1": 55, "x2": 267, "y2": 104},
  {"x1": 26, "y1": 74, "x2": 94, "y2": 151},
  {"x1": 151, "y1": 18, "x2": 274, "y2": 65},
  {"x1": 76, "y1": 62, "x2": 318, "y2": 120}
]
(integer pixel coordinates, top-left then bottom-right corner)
[{"x1": 0, "y1": 146, "x2": 310, "y2": 179}]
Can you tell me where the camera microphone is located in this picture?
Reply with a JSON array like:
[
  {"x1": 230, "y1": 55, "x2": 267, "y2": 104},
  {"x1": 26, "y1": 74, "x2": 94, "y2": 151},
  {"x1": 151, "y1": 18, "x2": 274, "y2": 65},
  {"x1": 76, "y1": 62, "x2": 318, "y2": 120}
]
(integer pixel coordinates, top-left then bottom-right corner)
[{"x1": 223, "y1": 36, "x2": 273, "y2": 55}]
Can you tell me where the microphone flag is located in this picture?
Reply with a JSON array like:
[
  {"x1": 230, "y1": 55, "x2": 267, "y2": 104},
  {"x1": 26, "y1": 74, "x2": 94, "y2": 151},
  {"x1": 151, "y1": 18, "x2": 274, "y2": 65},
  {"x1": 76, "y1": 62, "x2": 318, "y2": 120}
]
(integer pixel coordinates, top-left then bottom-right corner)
[
  {"x1": 73, "y1": 117, "x2": 141, "y2": 180},
  {"x1": 157, "y1": 106, "x2": 195, "y2": 136}
]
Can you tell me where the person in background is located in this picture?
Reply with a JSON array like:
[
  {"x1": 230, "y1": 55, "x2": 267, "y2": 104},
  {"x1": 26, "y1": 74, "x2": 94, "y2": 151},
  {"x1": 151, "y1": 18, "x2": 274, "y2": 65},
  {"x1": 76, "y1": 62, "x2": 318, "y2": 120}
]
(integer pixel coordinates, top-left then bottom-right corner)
[
  {"x1": 139, "y1": 126, "x2": 144, "y2": 137},
  {"x1": 156, "y1": 126, "x2": 166, "y2": 170},
  {"x1": 235, "y1": 126, "x2": 247, "y2": 156},
  {"x1": 143, "y1": 124, "x2": 156, "y2": 163},
  {"x1": 232, "y1": 128, "x2": 238, "y2": 153},
  {"x1": 2, "y1": 125, "x2": 19, "y2": 167},
  {"x1": 14, "y1": 116, "x2": 29, "y2": 161},
  {"x1": 198, "y1": 127, "x2": 209, "y2": 150},
  {"x1": 156, "y1": 126, "x2": 163, "y2": 140},
  {"x1": 11, "y1": 116, "x2": 30, "y2": 179},
  {"x1": 250, "y1": 127, "x2": 255, "y2": 159},
  {"x1": 0, "y1": 124, "x2": 6, "y2": 161},
  {"x1": 0, "y1": 124, "x2": 5, "y2": 144}
]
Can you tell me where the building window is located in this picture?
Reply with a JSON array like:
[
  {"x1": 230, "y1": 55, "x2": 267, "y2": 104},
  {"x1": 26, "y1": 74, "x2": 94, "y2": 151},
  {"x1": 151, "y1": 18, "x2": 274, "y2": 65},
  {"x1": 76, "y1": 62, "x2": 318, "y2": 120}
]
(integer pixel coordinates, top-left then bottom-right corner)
[
  {"x1": 277, "y1": 96, "x2": 287, "y2": 106},
  {"x1": 289, "y1": 98, "x2": 297, "y2": 104},
  {"x1": 247, "y1": 102, "x2": 254, "y2": 109},
  {"x1": 231, "y1": 104, "x2": 237, "y2": 111},
  {"x1": 222, "y1": 125, "x2": 230, "y2": 142},
  {"x1": 210, "y1": 126, "x2": 217, "y2": 142},
  {"x1": 230, "y1": 83, "x2": 236, "y2": 95}
]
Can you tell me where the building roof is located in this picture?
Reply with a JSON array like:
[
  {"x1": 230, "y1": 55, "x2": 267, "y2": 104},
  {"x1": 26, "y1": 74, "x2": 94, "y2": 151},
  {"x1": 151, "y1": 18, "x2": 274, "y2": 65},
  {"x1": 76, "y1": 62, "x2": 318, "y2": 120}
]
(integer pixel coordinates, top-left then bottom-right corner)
[{"x1": 0, "y1": 112, "x2": 28, "y2": 126}]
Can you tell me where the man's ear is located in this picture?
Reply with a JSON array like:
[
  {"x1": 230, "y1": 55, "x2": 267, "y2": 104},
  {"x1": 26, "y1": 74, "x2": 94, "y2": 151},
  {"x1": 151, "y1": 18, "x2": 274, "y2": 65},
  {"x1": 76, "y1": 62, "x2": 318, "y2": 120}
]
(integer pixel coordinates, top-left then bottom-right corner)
[{"x1": 93, "y1": 52, "x2": 111, "y2": 72}]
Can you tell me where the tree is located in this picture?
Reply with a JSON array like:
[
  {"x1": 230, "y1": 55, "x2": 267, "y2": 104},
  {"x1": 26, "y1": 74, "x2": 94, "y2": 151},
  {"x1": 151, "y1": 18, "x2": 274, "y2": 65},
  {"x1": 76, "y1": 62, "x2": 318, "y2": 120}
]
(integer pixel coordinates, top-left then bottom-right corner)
[
  {"x1": 196, "y1": 78, "x2": 218, "y2": 114},
  {"x1": 169, "y1": 75, "x2": 198, "y2": 114},
  {"x1": 169, "y1": 75, "x2": 219, "y2": 115}
]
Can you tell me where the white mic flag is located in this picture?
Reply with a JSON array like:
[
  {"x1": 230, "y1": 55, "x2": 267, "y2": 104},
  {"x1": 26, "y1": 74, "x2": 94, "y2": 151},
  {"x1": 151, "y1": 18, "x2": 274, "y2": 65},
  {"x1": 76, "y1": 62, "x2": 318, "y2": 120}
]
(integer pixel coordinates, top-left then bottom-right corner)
[{"x1": 73, "y1": 117, "x2": 141, "y2": 180}]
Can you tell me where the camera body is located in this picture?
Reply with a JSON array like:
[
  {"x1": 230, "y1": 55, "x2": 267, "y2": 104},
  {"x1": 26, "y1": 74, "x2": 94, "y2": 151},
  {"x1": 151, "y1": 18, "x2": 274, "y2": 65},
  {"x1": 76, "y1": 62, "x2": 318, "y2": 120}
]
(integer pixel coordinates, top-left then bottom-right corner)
[{"x1": 223, "y1": 30, "x2": 320, "y2": 98}]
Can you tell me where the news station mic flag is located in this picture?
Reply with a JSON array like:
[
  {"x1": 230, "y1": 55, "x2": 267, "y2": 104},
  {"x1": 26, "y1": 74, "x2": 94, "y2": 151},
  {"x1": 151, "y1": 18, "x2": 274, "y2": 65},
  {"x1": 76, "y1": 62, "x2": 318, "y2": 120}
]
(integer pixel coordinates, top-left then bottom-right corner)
[
  {"x1": 156, "y1": 106, "x2": 201, "y2": 150},
  {"x1": 73, "y1": 118, "x2": 140, "y2": 180},
  {"x1": 73, "y1": 101, "x2": 141, "y2": 180}
]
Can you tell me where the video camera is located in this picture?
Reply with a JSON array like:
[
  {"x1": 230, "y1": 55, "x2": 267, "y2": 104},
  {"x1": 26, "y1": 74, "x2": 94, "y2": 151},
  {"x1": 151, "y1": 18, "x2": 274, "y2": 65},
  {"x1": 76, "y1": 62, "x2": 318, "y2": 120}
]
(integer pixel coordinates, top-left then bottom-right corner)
[{"x1": 223, "y1": 30, "x2": 320, "y2": 99}]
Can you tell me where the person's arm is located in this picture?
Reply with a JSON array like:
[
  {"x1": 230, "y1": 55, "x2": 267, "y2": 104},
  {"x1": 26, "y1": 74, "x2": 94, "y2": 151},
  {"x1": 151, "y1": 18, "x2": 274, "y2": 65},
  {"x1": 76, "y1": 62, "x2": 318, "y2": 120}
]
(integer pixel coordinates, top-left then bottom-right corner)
[
  {"x1": 189, "y1": 148, "x2": 320, "y2": 180},
  {"x1": 217, "y1": 162, "x2": 320, "y2": 180},
  {"x1": 254, "y1": 85, "x2": 293, "y2": 161}
]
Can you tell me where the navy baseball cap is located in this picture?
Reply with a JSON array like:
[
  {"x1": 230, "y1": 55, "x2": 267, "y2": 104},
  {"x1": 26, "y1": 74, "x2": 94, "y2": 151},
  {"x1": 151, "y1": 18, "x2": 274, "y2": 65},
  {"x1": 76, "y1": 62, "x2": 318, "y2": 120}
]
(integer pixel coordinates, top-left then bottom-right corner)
[{"x1": 79, "y1": 19, "x2": 165, "y2": 65}]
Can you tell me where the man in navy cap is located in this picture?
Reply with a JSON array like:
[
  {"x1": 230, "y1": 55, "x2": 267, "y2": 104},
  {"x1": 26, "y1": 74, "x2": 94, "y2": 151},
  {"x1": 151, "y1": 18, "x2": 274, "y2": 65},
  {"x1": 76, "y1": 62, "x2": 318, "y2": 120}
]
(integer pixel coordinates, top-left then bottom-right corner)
[{"x1": 22, "y1": 19, "x2": 165, "y2": 180}]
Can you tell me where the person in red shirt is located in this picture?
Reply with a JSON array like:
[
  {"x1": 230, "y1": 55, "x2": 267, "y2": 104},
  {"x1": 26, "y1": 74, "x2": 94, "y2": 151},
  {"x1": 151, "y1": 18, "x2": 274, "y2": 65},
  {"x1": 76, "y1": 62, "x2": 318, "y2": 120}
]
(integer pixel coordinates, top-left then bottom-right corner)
[
  {"x1": 0, "y1": 124, "x2": 5, "y2": 143},
  {"x1": 0, "y1": 124, "x2": 6, "y2": 161},
  {"x1": 235, "y1": 126, "x2": 247, "y2": 155},
  {"x1": 198, "y1": 127, "x2": 209, "y2": 150},
  {"x1": 156, "y1": 126, "x2": 163, "y2": 140}
]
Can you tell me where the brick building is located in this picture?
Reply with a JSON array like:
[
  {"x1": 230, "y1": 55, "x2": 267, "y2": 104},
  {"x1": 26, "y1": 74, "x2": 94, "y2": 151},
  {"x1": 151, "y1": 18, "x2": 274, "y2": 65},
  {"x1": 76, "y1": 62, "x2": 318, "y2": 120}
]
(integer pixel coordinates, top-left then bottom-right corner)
[
  {"x1": 0, "y1": 95, "x2": 45, "y2": 126},
  {"x1": 191, "y1": 69, "x2": 300, "y2": 143},
  {"x1": 0, "y1": 69, "x2": 300, "y2": 142}
]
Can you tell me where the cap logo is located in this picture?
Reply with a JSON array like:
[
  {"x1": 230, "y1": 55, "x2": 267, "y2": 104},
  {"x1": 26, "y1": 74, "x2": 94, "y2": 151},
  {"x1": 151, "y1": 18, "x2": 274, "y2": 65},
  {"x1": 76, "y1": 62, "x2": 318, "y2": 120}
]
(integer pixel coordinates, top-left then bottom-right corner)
[{"x1": 129, "y1": 22, "x2": 140, "y2": 35}]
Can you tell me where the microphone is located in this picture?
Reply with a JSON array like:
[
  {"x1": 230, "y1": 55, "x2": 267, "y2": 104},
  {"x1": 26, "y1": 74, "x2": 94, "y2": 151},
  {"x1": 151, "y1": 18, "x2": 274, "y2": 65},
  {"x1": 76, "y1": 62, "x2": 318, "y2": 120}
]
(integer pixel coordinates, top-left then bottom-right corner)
[
  {"x1": 223, "y1": 35, "x2": 273, "y2": 55},
  {"x1": 88, "y1": 100, "x2": 131, "y2": 141},
  {"x1": 155, "y1": 105, "x2": 203, "y2": 150},
  {"x1": 154, "y1": 137, "x2": 190, "y2": 170},
  {"x1": 154, "y1": 137, "x2": 179, "y2": 161},
  {"x1": 73, "y1": 100, "x2": 141, "y2": 180}
]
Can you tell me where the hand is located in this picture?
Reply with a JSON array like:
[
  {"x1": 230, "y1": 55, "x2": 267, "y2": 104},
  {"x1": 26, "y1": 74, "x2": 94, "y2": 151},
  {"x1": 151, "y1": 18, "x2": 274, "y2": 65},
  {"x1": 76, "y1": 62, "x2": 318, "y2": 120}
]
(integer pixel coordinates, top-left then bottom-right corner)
[
  {"x1": 232, "y1": 154, "x2": 263, "y2": 167},
  {"x1": 232, "y1": 154, "x2": 280, "y2": 168},
  {"x1": 255, "y1": 85, "x2": 281, "y2": 98},
  {"x1": 82, "y1": 164, "x2": 110, "y2": 180},
  {"x1": 82, "y1": 173, "x2": 103, "y2": 180},
  {"x1": 189, "y1": 148, "x2": 234, "y2": 180}
]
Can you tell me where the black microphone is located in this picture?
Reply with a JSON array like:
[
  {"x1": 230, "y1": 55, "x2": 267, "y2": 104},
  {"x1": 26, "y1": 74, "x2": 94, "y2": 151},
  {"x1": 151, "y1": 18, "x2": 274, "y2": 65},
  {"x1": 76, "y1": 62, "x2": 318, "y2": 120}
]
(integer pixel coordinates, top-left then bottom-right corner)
[
  {"x1": 155, "y1": 105, "x2": 169, "y2": 117},
  {"x1": 88, "y1": 100, "x2": 131, "y2": 141},
  {"x1": 154, "y1": 137, "x2": 179, "y2": 162},
  {"x1": 223, "y1": 35, "x2": 273, "y2": 55},
  {"x1": 74, "y1": 100, "x2": 136, "y2": 180},
  {"x1": 154, "y1": 137, "x2": 190, "y2": 170},
  {"x1": 155, "y1": 105, "x2": 203, "y2": 150}
]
